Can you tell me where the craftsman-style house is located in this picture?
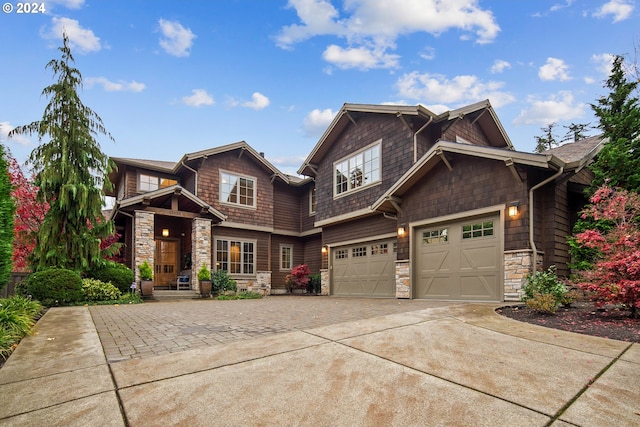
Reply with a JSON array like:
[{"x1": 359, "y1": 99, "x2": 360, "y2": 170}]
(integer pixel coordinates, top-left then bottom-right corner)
[{"x1": 107, "y1": 100, "x2": 604, "y2": 301}]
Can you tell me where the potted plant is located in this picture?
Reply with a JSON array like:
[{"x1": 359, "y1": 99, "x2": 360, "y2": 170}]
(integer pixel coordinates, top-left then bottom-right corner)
[
  {"x1": 139, "y1": 260, "x2": 154, "y2": 297},
  {"x1": 197, "y1": 263, "x2": 212, "y2": 297}
]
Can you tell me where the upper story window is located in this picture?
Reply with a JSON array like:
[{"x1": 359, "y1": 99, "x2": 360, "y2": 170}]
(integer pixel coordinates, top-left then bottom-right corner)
[
  {"x1": 220, "y1": 171, "x2": 256, "y2": 208},
  {"x1": 309, "y1": 186, "x2": 316, "y2": 215},
  {"x1": 138, "y1": 174, "x2": 177, "y2": 192},
  {"x1": 334, "y1": 141, "x2": 381, "y2": 197}
]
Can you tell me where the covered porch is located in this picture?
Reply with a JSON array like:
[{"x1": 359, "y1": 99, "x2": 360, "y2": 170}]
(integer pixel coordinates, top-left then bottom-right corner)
[{"x1": 110, "y1": 185, "x2": 226, "y2": 292}]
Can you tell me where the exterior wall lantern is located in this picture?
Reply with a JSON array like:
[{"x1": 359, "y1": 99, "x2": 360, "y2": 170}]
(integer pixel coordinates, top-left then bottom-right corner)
[
  {"x1": 397, "y1": 224, "x2": 407, "y2": 237},
  {"x1": 321, "y1": 245, "x2": 328, "y2": 254},
  {"x1": 162, "y1": 228, "x2": 170, "y2": 237},
  {"x1": 508, "y1": 202, "x2": 520, "y2": 218}
]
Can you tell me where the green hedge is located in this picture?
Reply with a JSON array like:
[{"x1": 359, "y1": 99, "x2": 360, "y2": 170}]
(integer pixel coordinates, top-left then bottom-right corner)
[
  {"x1": 27, "y1": 268, "x2": 83, "y2": 306},
  {"x1": 87, "y1": 262, "x2": 134, "y2": 293}
]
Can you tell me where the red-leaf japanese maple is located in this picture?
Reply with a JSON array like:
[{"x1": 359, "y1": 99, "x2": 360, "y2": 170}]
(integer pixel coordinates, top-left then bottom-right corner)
[{"x1": 574, "y1": 185, "x2": 640, "y2": 318}]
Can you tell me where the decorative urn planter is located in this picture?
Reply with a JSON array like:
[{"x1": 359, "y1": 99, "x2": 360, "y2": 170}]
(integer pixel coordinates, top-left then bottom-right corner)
[
  {"x1": 197, "y1": 263, "x2": 212, "y2": 297},
  {"x1": 200, "y1": 280, "x2": 212, "y2": 297},
  {"x1": 138, "y1": 260, "x2": 154, "y2": 297}
]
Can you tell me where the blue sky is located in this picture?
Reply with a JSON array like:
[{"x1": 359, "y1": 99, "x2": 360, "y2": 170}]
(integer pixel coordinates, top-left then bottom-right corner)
[{"x1": 0, "y1": 0, "x2": 637, "y2": 176}]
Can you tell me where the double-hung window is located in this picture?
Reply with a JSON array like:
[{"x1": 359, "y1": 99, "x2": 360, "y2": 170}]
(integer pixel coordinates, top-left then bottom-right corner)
[
  {"x1": 215, "y1": 238, "x2": 255, "y2": 275},
  {"x1": 220, "y1": 171, "x2": 256, "y2": 208},
  {"x1": 334, "y1": 141, "x2": 381, "y2": 197},
  {"x1": 280, "y1": 245, "x2": 293, "y2": 271}
]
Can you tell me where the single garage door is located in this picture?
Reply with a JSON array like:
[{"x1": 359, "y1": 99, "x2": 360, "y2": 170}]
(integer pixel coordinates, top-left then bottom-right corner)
[
  {"x1": 415, "y1": 215, "x2": 501, "y2": 301},
  {"x1": 332, "y1": 239, "x2": 396, "y2": 297}
]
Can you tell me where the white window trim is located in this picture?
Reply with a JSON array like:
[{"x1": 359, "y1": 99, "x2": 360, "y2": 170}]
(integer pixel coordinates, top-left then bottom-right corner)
[
  {"x1": 309, "y1": 186, "x2": 316, "y2": 216},
  {"x1": 279, "y1": 244, "x2": 293, "y2": 271},
  {"x1": 214, "y1": 237, "x2": 257, "y2": 276},
  {"x1": 333, "y1": 139, "x2": 382, "y2": 199},
  {"x1": 219, "y1": 169, "x2": 258, "y2": 209}
]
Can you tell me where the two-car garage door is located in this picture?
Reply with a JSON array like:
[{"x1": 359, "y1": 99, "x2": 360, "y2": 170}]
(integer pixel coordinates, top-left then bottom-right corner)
[
  {"x1": 414, "y1": 215, "x2": 502, "y2": 301},
  {"x1": 332, "y1": 239, "x2": 396, "y2": 297}
]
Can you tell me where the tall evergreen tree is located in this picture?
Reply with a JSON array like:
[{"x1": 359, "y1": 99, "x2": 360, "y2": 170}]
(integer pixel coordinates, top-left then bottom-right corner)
[
  {"x1": 590, "y1": 55, "x2": 640, "y2": 192},
  {"x1": 0, "y1": 144, "x2": 15, "y2": 288},
  {"x1": 9, "y1": 34, "x2": 115, "y2": 271},
  {"x1": 533, "y1": 122, "x2": 558, "y2": 153},
  {"x1": 562, "y1": 123, "x2": 592, "y2": 142}
]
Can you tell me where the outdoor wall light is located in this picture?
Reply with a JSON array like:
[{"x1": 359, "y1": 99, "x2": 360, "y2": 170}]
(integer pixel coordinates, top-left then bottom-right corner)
[
  {"x1": 321, "y1": 245, "x2": 328, "y2": 254},
  {"x1": 397, "y1": 224, "x2": 407, "y2": 237},
  {"x1": 508, "y1": 202, "x2": 520, "y2": 218},
  {"x1": 162, "y1": 228, "x2": 170, "y2": 237}
]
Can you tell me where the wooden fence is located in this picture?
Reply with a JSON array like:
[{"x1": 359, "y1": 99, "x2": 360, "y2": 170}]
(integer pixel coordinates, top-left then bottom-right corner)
[{"x1": 1, "y1": 272, "x2": 30, "y2": 298}]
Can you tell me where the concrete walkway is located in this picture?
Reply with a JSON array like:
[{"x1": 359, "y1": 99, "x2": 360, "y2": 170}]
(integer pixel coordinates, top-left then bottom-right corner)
[{"x1": 0, "y1": 298, "x2": 638, "y2": 426}]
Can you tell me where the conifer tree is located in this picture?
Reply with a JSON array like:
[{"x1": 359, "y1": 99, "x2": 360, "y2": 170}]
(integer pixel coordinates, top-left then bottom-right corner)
[
  {"x1": 0, "y1": 144, "x2": 15, "y2": 288},
  {"x1": 9, "y1": 34, "x2": 115, "y2": 271},
  {"x1": 590, "y1": 55, "x2": 640, "y2": 192}
]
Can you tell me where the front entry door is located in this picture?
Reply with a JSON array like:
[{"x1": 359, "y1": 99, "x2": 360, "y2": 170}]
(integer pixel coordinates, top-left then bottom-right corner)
[{"x1": 155, "y1": 240, "x2": 178, "y2": 287}]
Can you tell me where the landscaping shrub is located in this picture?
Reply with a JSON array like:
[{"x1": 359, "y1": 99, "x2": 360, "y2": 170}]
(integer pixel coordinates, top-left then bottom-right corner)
[
  {"x1": 212, "y1": 269, "x2": 237, "y2": 294},
  {"x1": 525, "y1": 292, "x2": 559, "y2": 314},
  {"x1": 308, "y1": 273, "x2": 321, "y2": 294},
  {"x1": 26, "y1": 268, "x2": 83, "y2": 306},
  {"x1": 87, "y1": 262, "x2": 134, "y2": 293},
  {"x1": 0, "y1": 295, "x2": 43, "y2": 360},
  {"x1": 522, "y1": 266, "x2": 574, "y2": 312},
  {"x1": 81, "y1": 278, "x2": 122, "y2": 302}
]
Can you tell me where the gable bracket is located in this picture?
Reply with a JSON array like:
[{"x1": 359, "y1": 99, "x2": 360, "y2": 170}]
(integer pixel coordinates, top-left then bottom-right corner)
[
  {"x1": 388, "y1": 196, "x2": 403, "y2": 213},
  {"x1": 470, "y1": 107, "x2": 488, "y2": 125},
  {"x1": 504, "y1": 158, "x2": 523, "y2": 184},
  {"x1": 238, "y1": 148, "x2": 245, "y2": 160},
  {"x1": 270, "y1": 173, "x2": 277, "y2": 184},
  {"x1": 436, "y1": 148, "x2": 453, "y2": 171},
  {"x1": 441, "y1": 115, "x2": 463, "y2": 134},
  {"x1": 396, "y1": 113, "x2": 412, "y2": 132},
  {"x1": 345, "y1": 111, "x2": 357, "y2": 126},
  {"x1": 307, "y1": 163, "x2": 318, "y2": 175}
]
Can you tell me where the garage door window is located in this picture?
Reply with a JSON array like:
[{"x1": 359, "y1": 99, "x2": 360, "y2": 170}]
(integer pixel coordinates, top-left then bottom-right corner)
[
  {"x1": 335, "y1": 249, "x2": 348, "y2": 259},
  {"x1": 462, "y1": 221, "x2": 494, "y2": 239},
  {"x1": 352, "y1": 246, "x2": 367, "y2": 257},
  {"x1": 423, "y1": 228, "x2": 448, "y2": 244},
  {"x1": 371, "y1": 243, "x2": 388, "y2": 255}
]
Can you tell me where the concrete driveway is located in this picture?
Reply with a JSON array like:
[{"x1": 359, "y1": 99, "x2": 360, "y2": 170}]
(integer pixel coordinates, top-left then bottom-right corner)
[{"x1": 0, "y1": 297, "x2": 638, "y2": 426}]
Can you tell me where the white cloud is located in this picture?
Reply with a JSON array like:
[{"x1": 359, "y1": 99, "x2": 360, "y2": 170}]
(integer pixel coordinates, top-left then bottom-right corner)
[
  {"x1": 0, "y1": 122, "x2": 32, "y2": 145},
  {"x1": 276, "y1": 0, "x2": 500, "y2": 70},
  {"x1": 395, "y1": 72, "x2": 515, "y2": 109},
  {"x1": 593, "y1": 0, "x2": 634, "y2": 22},
  {"x1": 85, "y1": 77, "x2": 146, "y2": 92},
  {"x1": 47, "y1": 0, "x2": 85, "y2": 9},
  {"x1": 242, "y1": 92, "x2": 270, "y2": 110},
  {"x1": 41, "y1": 17, "x2": 102, "y2": 54},
  {"x1": 182, "y1": 89, "x2": 214, "y2": 107},
  {"x1": 322, "y1": 44, "x2": 399, "y2": 70},
  {"x1": 490, "y1": 59, "x2": 511, "y2": 74},
  {"x1": 550, "y1": 0, "x2": 576, "y2": 12},
  {"x1": 513, "y1": 91, "x2": 586, "y2": 126},
  {"x1": 303, "y1": 108, "x2": 337, "y2": 136},
  {"x1": 538, "y1": 57, "x2": 571, "y2": 81},
  {"x1": 419, "y1": 46, "x2": 436, "y2": 60},
  {"x1": 591, "y1": 53, "x2": 616, "y2": 76},
  {"x1": 158, "y1": 19, "x2": 196, "y2": 57}
]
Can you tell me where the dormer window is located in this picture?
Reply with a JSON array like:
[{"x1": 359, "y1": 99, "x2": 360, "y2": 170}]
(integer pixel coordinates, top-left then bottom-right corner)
[
  {"x1": 334, "y1": 140, "x2": 381, "y2": 197},
  {"x1": 138, "y1": 173, "x2": 177, "y2": 192}
]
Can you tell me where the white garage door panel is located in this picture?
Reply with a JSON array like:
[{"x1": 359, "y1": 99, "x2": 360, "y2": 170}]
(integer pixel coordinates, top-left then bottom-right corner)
[
  {"x1": 333, "y1": 240, "x2": 396, "y2": 297},
  {"x1": 416, "y1": 215, "x2": 501, "y2": 301}
]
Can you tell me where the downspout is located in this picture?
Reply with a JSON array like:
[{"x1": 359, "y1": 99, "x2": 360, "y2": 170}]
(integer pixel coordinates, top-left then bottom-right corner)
[
  {"x1": 181, "y1": 161, "x2": 198, "y2": 196},
  {"x1": 529, "y1": 166, "x2": 564, "y2": 272},
  {"x1": 413, "y1": 117, "x2": 432, "y2": 163}
]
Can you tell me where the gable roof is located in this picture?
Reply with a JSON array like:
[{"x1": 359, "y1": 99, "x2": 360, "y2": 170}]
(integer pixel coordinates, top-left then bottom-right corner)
[
  {"x1": 110, "y1": 184, "x2": 226, "y2": 222},
  {"x1": 298, "y1": 100, "x2": 512, "y2": 176},
  {"x1": 178, "y1": 141, "x2": 289, "y2": 183},
  {"x1": 371, "y1": 139, "x2": 572, "y2": 214}
]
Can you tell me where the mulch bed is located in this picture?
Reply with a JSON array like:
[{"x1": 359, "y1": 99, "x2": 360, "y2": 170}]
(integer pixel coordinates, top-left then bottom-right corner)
[{"x1": 497, "y1": 302, "x2": 640, "y2": 343}]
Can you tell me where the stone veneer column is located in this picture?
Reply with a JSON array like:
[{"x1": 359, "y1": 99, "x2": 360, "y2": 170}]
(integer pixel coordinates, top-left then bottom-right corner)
[
  {"x1": 134, "y1": 210, "x2": 155, "y2": 283},
  {"x1": 395, "y1": 260, "x2": 411, "y2": 298},
  {"x1": 503, "y1": 250, "x2": 543, "y2": 301},
  {"x1": 320, "y1": 269, "x2": 329, "y2": 296},
  {"x1": 191, "y1": 217, "x2": 212, "y2": 292}
]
